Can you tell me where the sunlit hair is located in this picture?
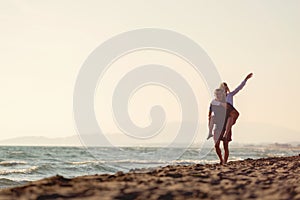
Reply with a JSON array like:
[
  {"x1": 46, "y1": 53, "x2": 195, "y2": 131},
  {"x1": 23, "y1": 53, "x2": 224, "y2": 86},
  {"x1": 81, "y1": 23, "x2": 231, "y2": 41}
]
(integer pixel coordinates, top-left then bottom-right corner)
[
  {"x1": 220, "y1": 82, "x2": 230, "y2": 93},
  {"x1": 214, "y1": 88, "x2": 226, "y2": 102}
]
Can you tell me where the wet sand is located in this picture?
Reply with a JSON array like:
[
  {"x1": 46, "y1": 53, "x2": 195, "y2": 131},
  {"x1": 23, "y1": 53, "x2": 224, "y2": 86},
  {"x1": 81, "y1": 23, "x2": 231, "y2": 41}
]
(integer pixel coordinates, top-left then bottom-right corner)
[{"x1": 0, "y1": 155, "x2": 299, "y2": 200}]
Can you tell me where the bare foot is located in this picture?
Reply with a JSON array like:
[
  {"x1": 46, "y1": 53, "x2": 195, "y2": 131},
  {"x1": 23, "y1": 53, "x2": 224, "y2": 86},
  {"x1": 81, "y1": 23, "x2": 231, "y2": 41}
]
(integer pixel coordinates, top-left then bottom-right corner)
[{"x1": 207, "y1": 133, "x2": 213, "y2": 140}]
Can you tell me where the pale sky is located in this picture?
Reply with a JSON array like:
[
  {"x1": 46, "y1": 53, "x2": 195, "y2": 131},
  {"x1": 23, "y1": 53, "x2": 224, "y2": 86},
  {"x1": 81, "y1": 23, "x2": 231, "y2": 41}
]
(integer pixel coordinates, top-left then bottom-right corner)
[{"x1": 0, "y1": 1, "x2": 300, "y2": 144}]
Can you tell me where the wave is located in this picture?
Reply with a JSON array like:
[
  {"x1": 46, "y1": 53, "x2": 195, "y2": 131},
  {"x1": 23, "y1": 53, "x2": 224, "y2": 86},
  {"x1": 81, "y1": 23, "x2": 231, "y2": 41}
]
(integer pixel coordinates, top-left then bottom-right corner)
[
  {"x1": 0, "y1": 160, "x2": 27, "y2": 166},
  {"x1": 66, "y1": 160, "x2": 174, "y2": 165},
  {"x1": 66, "y1": 159, "x2": 225, "y2": 166},
  {"x1": 0, "y1": 166, "x2": 39, "y2": 175},
  {"x1": 265, "y1": 153, "x2": 286, "y2": 157},
  {"x1": 107, "y1": 159, "x2": 222, "y2": 165},
  {"x1": 7, "y1": 151, "x2": 25, "y2": 155},
  {"x1": 66, "y1": 161, "x2": 102, "y2": 165}
]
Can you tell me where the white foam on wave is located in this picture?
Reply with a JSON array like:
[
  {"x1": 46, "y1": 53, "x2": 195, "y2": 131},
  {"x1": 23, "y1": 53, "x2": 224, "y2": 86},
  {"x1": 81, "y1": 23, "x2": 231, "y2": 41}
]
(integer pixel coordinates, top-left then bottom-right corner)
[
  {"x1": 67, "y1": 161, "x2": 103, "y2": 165},
  {"x1": 0, "y1": 166, "x2": 39, "y2": 175},
  {"x1": 8, "y1": 151, "x2": 24, "y2": 154},
  {"x1": 0, "y1": 160, "x2": 27, "y2": 166},
  {"x1": 67, "y1": 159, "x2": 222, "y2": 165}
]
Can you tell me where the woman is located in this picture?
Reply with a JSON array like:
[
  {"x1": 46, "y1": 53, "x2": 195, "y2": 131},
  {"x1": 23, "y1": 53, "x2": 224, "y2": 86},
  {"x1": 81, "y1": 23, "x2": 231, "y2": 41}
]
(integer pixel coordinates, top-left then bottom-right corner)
[
  {"x1": 208, "y1": 73, "x2": 253, "y2": 164},
  {"x1": 220, "y1": 73, "x2": 253, "y2": 141},
  {"x1": 208, "y1": 89, "x2": 228, "y2": 164}
]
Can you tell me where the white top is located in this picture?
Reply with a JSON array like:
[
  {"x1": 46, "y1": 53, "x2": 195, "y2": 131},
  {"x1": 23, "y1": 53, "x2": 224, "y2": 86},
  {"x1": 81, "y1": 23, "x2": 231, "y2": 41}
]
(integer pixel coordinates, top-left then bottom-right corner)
[
  {"x1": 226, "y1": 80, "x2": 247, "y2": 105},
  {"x1": 211, "y1": 99, "x2": 221, "y2": 106}
]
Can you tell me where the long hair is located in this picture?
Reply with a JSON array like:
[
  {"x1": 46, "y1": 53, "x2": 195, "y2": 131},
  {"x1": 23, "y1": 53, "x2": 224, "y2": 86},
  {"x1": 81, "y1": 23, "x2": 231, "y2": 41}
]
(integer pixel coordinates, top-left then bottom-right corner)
[{"x1": 220, "y1": 82, "x2": 230, "y2": 94}]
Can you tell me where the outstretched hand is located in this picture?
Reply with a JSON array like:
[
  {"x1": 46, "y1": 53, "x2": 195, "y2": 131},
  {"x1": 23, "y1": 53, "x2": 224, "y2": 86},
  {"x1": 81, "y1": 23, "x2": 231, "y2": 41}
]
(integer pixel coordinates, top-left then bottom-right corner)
[{"x1": 245, "y1": 73, "x2": 253, "y2": 80}]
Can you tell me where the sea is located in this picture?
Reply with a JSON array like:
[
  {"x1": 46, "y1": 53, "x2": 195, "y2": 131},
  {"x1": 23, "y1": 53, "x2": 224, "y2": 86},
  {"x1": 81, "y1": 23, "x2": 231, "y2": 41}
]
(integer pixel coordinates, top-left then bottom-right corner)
[{"x1": 0, "y1": 145, "x2": 299, "y2": 188}]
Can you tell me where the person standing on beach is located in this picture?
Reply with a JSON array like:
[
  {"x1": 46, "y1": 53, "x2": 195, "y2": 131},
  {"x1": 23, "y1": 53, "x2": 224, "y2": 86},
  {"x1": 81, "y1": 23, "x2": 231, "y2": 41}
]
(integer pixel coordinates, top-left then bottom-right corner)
[
  {"x1": 208, "y1": 73, "x2": 253, "y2": 164},
  {"x1": 219, "y1": 73, "x2": 253, "y2": 140},
  {"x1": 208, "y1": 89, "x2": 227, "y2": 164}
]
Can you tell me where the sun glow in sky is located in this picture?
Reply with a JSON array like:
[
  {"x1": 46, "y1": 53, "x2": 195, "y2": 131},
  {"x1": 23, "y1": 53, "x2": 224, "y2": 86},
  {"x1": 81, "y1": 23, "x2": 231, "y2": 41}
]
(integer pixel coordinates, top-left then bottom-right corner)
[{"x1": 0, "y1": 0, "x2": 300, "y2": 144}]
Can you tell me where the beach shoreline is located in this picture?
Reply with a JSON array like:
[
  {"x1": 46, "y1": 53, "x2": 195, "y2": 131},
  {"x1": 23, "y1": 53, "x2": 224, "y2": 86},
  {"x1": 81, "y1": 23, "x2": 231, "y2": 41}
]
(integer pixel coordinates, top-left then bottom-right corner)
[{"x1": 0, "y1": 155, "x2": 299, "y2": 200}]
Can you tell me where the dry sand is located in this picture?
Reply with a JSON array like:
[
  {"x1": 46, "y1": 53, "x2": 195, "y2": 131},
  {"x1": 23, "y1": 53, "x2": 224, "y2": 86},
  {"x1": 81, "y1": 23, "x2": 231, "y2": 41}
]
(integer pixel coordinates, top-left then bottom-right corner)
[{"x1": 0, "y1": 155, "x2": 299, "y2": 200}]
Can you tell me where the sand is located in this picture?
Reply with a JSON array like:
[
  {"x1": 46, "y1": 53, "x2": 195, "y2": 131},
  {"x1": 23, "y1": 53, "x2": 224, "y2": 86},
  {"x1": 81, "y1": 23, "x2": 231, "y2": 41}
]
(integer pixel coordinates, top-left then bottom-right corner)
[{"x1": 0, "y1": 155, "x2": 299, "y2": 200}]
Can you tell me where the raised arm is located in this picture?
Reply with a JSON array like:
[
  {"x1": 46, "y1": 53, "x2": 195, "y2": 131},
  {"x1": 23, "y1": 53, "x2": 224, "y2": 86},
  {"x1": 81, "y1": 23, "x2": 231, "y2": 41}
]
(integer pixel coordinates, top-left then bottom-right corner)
[{"x1": 230, "y1": 73, "x2": 253, "y2": 96}]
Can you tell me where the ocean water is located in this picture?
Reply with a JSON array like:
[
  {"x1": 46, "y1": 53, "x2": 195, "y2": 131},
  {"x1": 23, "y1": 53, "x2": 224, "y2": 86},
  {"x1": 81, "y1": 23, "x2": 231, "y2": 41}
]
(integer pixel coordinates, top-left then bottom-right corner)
[{"x1": 0, "y1": 146, "x2": 298, "y2": 188}]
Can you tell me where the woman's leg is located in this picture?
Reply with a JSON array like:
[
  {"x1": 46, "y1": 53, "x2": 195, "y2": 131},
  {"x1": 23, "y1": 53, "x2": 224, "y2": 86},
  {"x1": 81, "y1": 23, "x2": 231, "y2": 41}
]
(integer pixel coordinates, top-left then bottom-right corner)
[
  {"x1": 223, "y1": 140, "x2": 229, "y2": 164},
  {"x1": 214, "y1": 140, "x2": 223, "y2": 164},
  {"x1": 223, "y1": 116, "x2": 233, "y2": 139},
  {"x1": 223, "y1": 109, "x2": 239, "y2": 140}
]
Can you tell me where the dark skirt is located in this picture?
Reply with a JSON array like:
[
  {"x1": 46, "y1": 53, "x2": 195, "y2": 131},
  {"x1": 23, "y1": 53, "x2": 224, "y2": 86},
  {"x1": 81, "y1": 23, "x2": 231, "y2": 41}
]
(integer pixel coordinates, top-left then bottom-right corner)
[{"x1": 213, "y1": 103, "x2": 239, "y2": 143}]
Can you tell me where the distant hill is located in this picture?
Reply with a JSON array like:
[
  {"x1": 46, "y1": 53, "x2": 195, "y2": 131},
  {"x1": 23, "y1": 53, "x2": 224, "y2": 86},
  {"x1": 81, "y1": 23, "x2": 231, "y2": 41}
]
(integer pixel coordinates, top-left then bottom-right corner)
[
  {"x1": 0, "y1": 135, "x2": 82, "y2": 146},
  {"x1": 231, "y1": 122, "x2": 300, "y2": 144},
  {"x1": 0, "y1": 122, "x2": 299, "y2": 146}
]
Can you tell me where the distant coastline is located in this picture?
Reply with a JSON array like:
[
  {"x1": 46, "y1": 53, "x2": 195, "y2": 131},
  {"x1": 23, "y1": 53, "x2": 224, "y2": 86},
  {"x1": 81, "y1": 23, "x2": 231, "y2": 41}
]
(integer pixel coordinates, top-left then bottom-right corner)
[
  {"x1": 0, "y1": 135, "x2": 300, "y2": 148},
  {"x1": 1, "y1": 122, "x2": 300, "y2": 146}
]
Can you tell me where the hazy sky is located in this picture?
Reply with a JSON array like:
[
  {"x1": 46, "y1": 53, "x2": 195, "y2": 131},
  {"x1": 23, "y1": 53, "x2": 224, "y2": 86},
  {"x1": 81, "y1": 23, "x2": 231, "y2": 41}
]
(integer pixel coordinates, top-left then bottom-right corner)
[{"x1": 0, "y1": 1, "x2": 299, "y2": 144}]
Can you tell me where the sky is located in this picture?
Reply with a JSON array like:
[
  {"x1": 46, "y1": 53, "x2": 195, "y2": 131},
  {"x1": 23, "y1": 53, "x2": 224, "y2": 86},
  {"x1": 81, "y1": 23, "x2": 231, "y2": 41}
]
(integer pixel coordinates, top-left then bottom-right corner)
[{"x1": 0, "y1": 0, "x2": 300, "y2": 144}]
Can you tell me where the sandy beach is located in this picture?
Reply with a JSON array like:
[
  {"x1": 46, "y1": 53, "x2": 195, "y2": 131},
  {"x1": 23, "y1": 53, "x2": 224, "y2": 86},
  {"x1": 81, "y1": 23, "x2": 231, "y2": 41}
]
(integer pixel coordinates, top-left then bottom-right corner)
[{"x1": 0, "y1": 155, "x2": 299, "y2": 200}]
